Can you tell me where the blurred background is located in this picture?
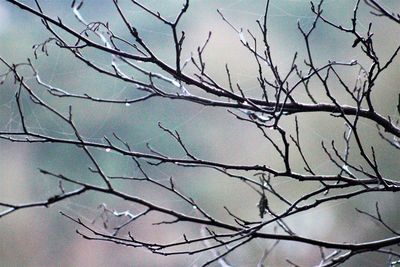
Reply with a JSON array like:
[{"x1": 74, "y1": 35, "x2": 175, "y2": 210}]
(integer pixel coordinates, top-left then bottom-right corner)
[{"x1": 0, "y1": 0, "x2": 399, "y2": 266}]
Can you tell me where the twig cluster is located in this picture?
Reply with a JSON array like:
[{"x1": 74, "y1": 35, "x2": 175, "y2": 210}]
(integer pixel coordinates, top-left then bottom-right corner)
[{"x1": 1, "y1": 0, "x2": 399, "y2": 266}]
